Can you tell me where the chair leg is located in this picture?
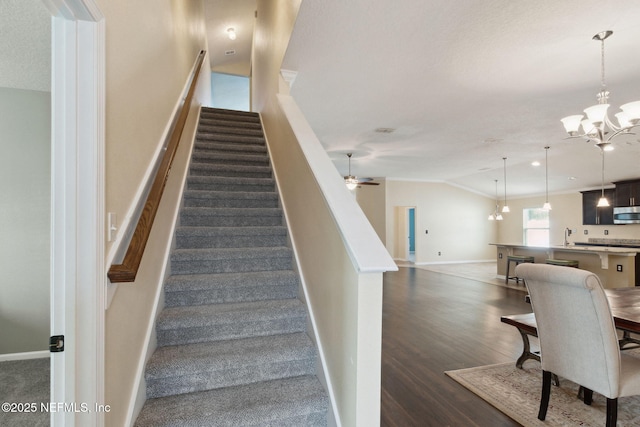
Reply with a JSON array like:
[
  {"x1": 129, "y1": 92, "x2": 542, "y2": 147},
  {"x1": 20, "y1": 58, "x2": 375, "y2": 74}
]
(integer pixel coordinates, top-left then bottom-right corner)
[
  {"x1": 606, "y1": 398, "x2": 618, "y2": 427},
  {"x1": 538, "y1": 370, "x2": 552, "y2": 421},
  {"x1": 505, "y1": 260, "x2": 510, "y2": 284},
  {"x1": 582, "y1": 387, "x2": 593, "y2": 405}
]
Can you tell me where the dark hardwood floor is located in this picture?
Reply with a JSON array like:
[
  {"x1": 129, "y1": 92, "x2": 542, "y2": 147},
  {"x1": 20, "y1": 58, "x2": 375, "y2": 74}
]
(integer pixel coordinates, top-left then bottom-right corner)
[{"x1": 381, "y1": 266, "x2": 533, "y2": 427}]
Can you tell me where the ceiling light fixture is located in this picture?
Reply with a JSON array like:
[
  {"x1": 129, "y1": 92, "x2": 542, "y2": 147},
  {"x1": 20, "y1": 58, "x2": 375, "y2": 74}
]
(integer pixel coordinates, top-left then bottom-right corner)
[
  {"x1": 560, "y1": 31, "x2": 640, "y2": 151},
  {"x1": 542, "y1": 146, "x2": 552, "y2": 211},
  {"x1": 597, "y1": 147, "x2": 610, "y2": 207},
  {"x1": 345, "y1": 153, "x2": 358, "y2": 190},
  {"x1": 501, "y1": 157, "x2": 510, "y2": 213},
  {"x1": 227, "y1": 27, "x2": 237, "y2": 40},
  {"x1": 488, "y1": 179, "x2": 503, "y2": 221}
]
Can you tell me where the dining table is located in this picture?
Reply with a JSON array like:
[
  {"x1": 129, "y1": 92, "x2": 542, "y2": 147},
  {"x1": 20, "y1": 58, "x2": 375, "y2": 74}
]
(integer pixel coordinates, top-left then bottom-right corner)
[{"x1": 605, "y1": 287, "x2": 640, "y2": 347}]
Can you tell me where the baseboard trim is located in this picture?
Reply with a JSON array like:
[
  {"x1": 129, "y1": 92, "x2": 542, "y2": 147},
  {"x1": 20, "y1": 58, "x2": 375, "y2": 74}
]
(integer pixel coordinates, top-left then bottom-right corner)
[{"x1": 0, "y1": 350, "x2": 50, "y2": 362}]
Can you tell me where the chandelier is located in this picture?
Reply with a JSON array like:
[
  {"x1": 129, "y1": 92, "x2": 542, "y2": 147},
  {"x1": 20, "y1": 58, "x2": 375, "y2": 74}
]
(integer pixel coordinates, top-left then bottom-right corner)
[{"x1": 560, "y1": 31, "x2": 640, "y2": 150}]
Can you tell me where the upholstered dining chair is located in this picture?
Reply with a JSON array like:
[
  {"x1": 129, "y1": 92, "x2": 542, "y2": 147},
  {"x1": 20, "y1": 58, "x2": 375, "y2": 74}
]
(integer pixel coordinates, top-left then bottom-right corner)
[{"x1": 515, "y1": 263, "x2": 640, "y2": 427}]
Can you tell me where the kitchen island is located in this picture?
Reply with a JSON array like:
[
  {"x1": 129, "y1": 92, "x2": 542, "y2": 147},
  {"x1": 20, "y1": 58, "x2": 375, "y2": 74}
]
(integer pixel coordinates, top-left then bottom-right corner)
[{"x1": 490, "y1": 243, "x2": 640, "y2": 288}]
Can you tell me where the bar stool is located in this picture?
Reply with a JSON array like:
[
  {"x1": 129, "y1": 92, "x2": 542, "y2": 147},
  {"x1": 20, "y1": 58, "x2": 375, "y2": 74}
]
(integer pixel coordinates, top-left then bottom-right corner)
[
  {"x1": 505, "y1": 255, "x2": 535, "y2": 284},
  {"x1": 545, "y1": 259, "x2": 579, "y2": 268}
]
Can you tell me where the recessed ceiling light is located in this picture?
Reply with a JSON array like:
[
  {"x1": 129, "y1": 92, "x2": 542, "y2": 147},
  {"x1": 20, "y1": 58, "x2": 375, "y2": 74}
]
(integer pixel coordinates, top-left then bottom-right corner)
[
  {"x1": 531, "y1": 161, "x2": 541, "y2": 167},
  {"x1": 375, "y1": 127, "x2": 395, "y2": 133},
  {"x1": 227, "y1": 28, "x2": 237, "y2": 40}
]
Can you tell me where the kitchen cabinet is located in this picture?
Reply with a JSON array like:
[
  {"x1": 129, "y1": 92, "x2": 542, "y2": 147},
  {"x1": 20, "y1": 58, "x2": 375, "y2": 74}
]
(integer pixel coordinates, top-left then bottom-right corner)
[
  {"x1": 614, "y1": 179, "x2": 640, "y2": 207},
  {"x1": 582, "y1": 189, "x2": 615, "y2": 225}
]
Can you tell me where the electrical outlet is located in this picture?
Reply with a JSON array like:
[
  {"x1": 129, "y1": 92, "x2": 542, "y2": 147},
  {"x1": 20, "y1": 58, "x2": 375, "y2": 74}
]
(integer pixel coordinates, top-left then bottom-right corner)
[
  {"x1": 617, "y1": 265, "x2": 623, "y2": 272},
  {"x1": 498, "y1": 253, "x2": 503, "y2": 259},
  {"x1": 425, "y1": 230, "x2": 428, "y2": 234},
  {"x1": 584, "y1": 230, "x2": 589, "y2": 235},
  {"x1": 604, "y1": 229, "x2": 609, "y2": 235},
  {"x1": 438, "y1": 251, "x2": 441, "y2": 256}
]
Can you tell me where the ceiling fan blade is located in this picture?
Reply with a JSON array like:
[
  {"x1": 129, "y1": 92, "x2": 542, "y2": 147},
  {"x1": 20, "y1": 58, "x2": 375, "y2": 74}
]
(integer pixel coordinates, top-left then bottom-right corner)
[{"x1": 358, "y1": 182, "x2": 379, "y2": 186}]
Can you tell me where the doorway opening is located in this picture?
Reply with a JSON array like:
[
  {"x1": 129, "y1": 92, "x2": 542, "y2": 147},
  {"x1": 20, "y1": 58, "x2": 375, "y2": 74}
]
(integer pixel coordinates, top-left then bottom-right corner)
[
  {"x1": 408, "y1": 207, "x2": 415, "y2": 263},
  {"x1": 210, "y1": 72, "x2": 250, "y2": 111}
]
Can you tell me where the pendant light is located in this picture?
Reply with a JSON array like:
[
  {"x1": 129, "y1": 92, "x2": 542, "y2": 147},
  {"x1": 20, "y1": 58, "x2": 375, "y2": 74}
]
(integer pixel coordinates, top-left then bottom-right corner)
[
  {"x1": 597, "y1": 147, "x2": 610, "y2": 207},
  {"x1": 542, "y1": 146, "x2": 552, "y2": 210},
  {"x1": 488, "y1": 179, "x2": 503, "y2": 221},
  {"x1": 501, "y1": 157, "x2": 510, "y2": 213}
]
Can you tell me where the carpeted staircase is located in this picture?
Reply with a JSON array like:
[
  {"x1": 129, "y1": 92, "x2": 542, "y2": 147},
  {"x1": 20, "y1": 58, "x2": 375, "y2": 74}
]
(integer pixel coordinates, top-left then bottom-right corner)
[{"x1": 134, "y1": 107, "x2": 329, "y2": 426}]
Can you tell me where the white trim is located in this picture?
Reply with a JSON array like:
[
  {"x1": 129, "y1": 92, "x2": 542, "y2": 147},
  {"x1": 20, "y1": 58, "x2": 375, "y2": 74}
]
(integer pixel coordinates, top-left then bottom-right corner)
[
  {"x1": 413, "y1": 259, "x2": 495, "y2": 266},
  {"x1": 0, "y1": 351, "x2": 50, "y2": 362},
  {"x1": 48, "y1": 1, "x2": 105, "y2": 426}
]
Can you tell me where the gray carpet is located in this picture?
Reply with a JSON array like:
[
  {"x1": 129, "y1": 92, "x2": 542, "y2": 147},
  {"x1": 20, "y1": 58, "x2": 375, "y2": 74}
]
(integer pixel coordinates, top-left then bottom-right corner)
[
  {"x1": 0, "y1": 357, "x2": 49, "y2": 427},
  {"x1": 134, "y1": 108, "x2": 328, "y2": 426}
]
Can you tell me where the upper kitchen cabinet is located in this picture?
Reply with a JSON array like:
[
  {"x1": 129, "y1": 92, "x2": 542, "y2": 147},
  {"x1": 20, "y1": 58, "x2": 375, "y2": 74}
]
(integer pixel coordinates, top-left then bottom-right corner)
[
  {"x1": 614, "y1": 179, "x2": 640, "y2": 207},
  {"x1": 582, "y1": 189, "x2": 615, "y2": 225}
]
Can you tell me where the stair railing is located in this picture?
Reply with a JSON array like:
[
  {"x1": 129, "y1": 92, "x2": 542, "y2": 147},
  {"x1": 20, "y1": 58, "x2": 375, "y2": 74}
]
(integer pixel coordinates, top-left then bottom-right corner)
[{"x1": 108, "y1": 50, "x2": 206, "y2": 283}]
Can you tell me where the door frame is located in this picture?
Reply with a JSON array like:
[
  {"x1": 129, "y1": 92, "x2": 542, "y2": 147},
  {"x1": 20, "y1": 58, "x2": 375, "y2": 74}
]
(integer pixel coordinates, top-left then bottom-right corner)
[{"x1": 43, "y1": 0, "x2": 105, "y2": 425}]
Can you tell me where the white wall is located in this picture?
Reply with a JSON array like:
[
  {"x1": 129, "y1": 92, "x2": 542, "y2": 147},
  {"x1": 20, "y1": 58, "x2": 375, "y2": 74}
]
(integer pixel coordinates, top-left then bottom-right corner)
[
  {"x1": 97, "y1": 0, "x2": 210, "y2": 259},
  {"x1": 0, "y1": 87, "x2": 50, "y2": 354},
  {"x1": 211, "y1": 72, "x2": 250, "y2": 111},
  {"x1": 382, "y1": 180, "x2": 497, "y2": 264}
]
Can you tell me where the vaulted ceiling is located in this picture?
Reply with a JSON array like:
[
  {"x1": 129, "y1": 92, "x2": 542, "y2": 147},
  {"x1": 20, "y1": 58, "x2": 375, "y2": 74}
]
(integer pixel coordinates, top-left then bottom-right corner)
[{"x1": 279, "y1": 0, "x2": 640, "y2": 199}]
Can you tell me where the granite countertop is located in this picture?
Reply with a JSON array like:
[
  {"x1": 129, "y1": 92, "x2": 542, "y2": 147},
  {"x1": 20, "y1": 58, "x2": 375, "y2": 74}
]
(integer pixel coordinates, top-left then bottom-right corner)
[{"x1": 490, "y1": 242, "x2": 640, "y2": 254}]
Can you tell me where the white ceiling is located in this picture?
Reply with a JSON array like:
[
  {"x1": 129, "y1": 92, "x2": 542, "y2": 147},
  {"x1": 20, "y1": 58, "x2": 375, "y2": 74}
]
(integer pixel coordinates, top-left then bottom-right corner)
[
  {"x1": 205, "y1": 0, "x2": 256, "y2": 77},
  {"x1": 0, "y1": 0, "x2": 50, "y2": 92},
  {"x1": 278, "y1": 0, "x2": 640, "y2": 199}
]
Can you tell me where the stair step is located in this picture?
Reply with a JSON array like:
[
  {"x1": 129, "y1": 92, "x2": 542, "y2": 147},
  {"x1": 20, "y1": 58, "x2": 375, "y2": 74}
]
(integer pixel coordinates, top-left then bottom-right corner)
[
  {"x1": 145, "y1": 333, "x2": 316, "y2": 398},
  {"x1": 134, "y1": 375, "x2": 328, "y2": 427},
  {"x1": 197, "y1": 123, "x2": 264, "y2": 137},
  {"x1": 197, "y1": 132, "x2": 265, "y2": 145},
  {"x1": 170, "y1": 246, "x2": 292, "y2": 274},
  {"x1": 191, "y1": 151, "x2": 269, "y2": 166},
  {"x1": 193, "y1": 140, "x2": 267, "y2": 155},
  {"x1": 189, "y1": 162, "x2": 273, "y2": 179},
  {"x1": 200, "y1": 107, "x2": 260, "y2": 120},
  {"x1": 187, "y1": 175, "x2": 275, "y2": 192},
  {"x1": 183, "y1": 190, "x2": 279, "y2": 208},
  {"x1": 164, "y1": 270, "x2": 299, "y2": 307},
  {"x1": 175, "y1": 226, "x2": 287, "y2": 249},
  {"x1": 156, "y1": 299, "x2": 306, "y2": 346},
  {"x1": 180, "y1": 207, "x2": 283, "y2": 227}
]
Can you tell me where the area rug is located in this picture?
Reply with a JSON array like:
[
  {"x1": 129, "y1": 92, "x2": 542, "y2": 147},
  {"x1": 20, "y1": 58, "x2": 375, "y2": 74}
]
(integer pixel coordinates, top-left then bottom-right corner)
[{"x1": 445, "y1": 351, "x2": 640, "y2": 427}]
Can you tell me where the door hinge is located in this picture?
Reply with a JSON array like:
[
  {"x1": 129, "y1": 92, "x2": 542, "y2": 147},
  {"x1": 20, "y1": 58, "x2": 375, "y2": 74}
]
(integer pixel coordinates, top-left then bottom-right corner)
[{"x1": 50, "y1": 335, "x2": 64, "y2": 352}]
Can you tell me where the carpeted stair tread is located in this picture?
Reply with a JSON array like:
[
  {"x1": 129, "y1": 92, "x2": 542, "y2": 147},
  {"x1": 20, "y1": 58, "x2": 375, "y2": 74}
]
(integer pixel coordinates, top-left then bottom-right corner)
[
  {"x1": 193, "y1": 140, "x2": 267, "y2": 155},
  {"x1": 157, "y1": 298, "x2": 305, "y2": 327},
  {"x1": 197, "y1": 132, "x2": 265, "y2": 145},
  {"x1": 190, "y1": 151, "x2": 269, "y2": 165},
  {"x1": 171, "y1": 246, "x2": 292, "y2": 262},
  {"x1": 189, "y1": 162, "x2": 272, "y2": 178},
  {"x1": 163, "y1": 270, "x2": 298, "y2": 307},
  {"x1": 156, "y1": 299, "x2": 307, "y2": 346},
  {"x1": 145, "y1": 333, "x2": 317, "y2": 397},
  {"x1": 183, "y1": 190, "x2": 279, "y2": 208},
  {"x1": 174, "y1": 226, "x2": 288, "y2": 249},
  {"x1": 165, "y1": 270, "x2": 298, "y2": 293},
  {"x1": 197, "y1": 124, "x2": 264, "y2": 137},
  {"x1": 179, "y1": 207, "x2": 283, "y2": 228},
  {"x1": 135, "y1": 375, "x2": 328, "y2": 427},
  {"x1": 186, "y1": 175, "x2": 275, "y2": 192}
]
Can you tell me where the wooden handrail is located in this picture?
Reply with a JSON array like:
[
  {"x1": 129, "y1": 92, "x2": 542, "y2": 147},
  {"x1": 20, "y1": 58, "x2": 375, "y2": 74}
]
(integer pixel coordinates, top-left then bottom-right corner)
[{"x1": 108, "y1": 50, "x2": 206, "y2": 283}]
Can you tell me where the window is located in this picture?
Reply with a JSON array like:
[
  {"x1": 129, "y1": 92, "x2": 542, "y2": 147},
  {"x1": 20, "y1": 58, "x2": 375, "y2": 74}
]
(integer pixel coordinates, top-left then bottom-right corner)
[{"x1": 523, "y1": 208, "x2": 549, "y2": 246}]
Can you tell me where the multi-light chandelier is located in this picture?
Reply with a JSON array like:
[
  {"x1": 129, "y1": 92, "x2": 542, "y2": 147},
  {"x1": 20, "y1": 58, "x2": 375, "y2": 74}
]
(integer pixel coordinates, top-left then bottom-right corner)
[{"x1": 560, "y1": 31, "x2": 640, "y2": 150}]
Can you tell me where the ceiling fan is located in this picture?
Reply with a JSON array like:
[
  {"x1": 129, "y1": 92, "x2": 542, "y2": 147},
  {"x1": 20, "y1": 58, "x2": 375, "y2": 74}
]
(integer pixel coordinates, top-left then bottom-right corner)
[{"x1": 344, "y1": 153, "x2": 380, "y2": 190}]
